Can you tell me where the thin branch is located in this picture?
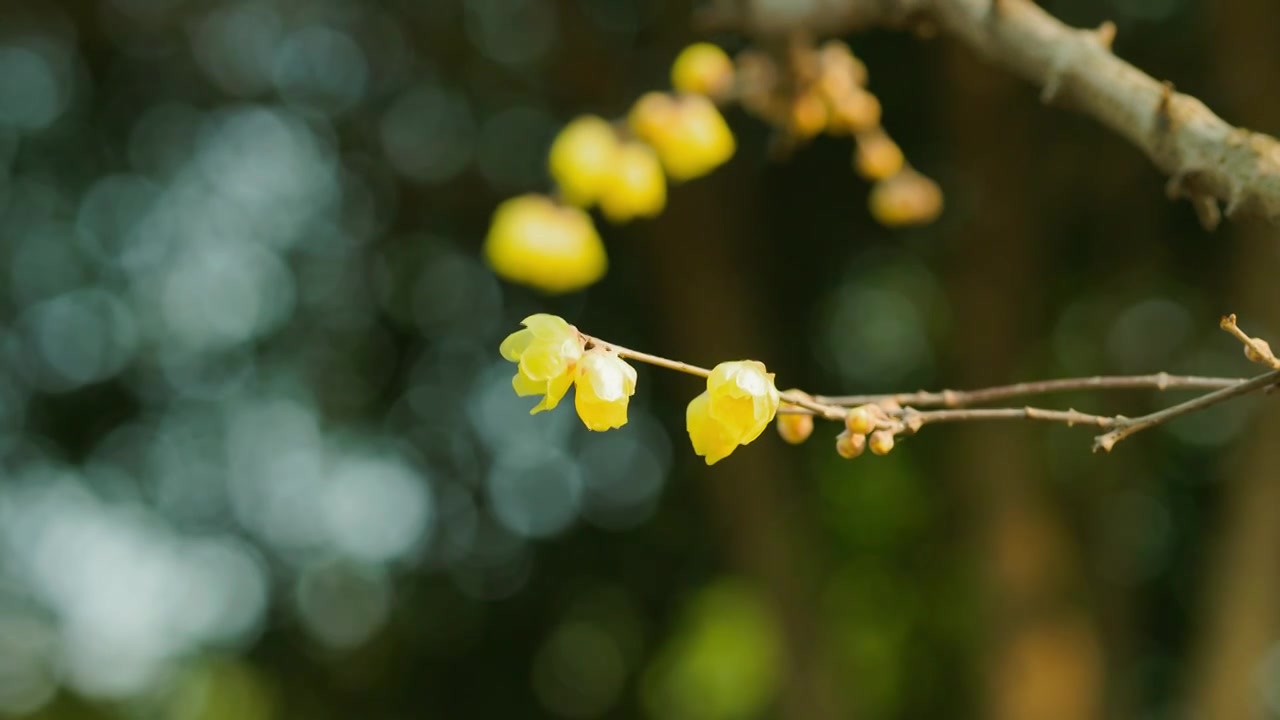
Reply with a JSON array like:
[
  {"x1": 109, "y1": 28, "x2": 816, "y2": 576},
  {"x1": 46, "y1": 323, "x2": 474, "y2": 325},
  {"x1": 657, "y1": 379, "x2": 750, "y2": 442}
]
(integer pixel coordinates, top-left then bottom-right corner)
[
  {"x1": 816, "y1": 373, "x2": 1246, "y2": 408},
  {"x1": 893, "y1": 405, "x2": 1115, "y2": 431},
  {"x1": 581, "y1": 332, "x2": 847, "y2": 419},
  {"x1": 713, "y1": 0, "x2": 1280, "y2": 229},
  {"x1": 583, "y1": 314, "x2": 1278, "y2": 454},
  {"x1": 1221, "y1": 314, "x2": 1280, "y2": 369},
  {"x1": 1092, "y1": 370, "x2": 1280, "y2": 453}
]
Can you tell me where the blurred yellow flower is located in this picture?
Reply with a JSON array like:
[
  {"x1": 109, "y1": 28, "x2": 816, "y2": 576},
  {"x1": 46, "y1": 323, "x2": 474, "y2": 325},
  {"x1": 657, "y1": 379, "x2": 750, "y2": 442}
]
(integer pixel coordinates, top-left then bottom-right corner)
[
  {"x1": 548, "y1": 115, "x2": 620, "y2": 207},
  {"x1": 671, "y1": 43, "x2": 734, "y2": 99},
  {"x1": 686, "y1": 361, "x2": 780, "y2": 465},
  {"x1": 628, "y1": 93, "x2": 735, "y2": 182},
  {"x1": 500, "y1": 313, "x2": 584, "y2": 414},
  {"x1": 484, "y1": 194, "x2": 608, "y2": 294},
  {"x1": 574, "y1": 349, "x2": 637, "y2": 431},
  {"x1": 599, "y1": 142, "x2": 666, "y2": 223}
]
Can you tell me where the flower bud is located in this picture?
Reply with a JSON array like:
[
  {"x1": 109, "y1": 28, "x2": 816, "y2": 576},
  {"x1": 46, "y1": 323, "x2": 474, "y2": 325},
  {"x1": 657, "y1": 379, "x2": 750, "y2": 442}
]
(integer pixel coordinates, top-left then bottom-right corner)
[
  {"x1": 1245, "y1": 339, "x2": 1275, "y2": 365},
  {"x1": 868, "y1": 430, "x2": 896, "y2": 456},
  {"x1": 854, "y1": 130, "x2": 904, "y2": 180},
  {"x1": 788, "y1": 92, "x2": 828, "y2": 138},
  {"x1": 835, "y1": 430, "x2": 866, "y2": 459},
  {"x1": 817, "y1": 41, "x2": 868, "y2": 88},
  {"x1": 844, "y1": 406, "x2": 877, "y2": 436},
  {"x1": 828, "y1": 88, "x2": 881, "y2": 134},
  {"x1": 868, "y1": 170, "x2": 944, "y2": 227},
  {"x1": 776, "y1": 412, "x2": 814, "y2": 445},
  {"x1": 671, "y1": 43, "x2": 735, "y2": 100}
]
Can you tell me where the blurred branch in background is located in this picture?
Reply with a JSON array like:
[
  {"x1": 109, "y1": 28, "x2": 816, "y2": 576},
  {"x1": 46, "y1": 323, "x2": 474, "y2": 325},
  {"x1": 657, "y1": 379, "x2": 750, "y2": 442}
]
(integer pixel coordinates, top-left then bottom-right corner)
[
  {"x1": 701, "y1": 0, "x2": 1280, "y2": 230},
  {"x1": 1186, "y1": 3, "x2": 1280, "y2": 718}
]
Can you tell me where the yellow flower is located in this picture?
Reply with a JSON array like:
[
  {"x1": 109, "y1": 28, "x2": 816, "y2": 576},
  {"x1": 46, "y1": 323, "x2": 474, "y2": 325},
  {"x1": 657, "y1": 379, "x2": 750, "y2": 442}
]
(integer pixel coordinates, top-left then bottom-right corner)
[
  {"x1": 599, "y1": 142, "x2": 666, "y2": 223},
  {"x1": 686, "y1": 361, "x2": 780, "y2": 465},
  {"x1": 548, "y1": 115, "x2": 620, "y2": 207},
  {"x1": 671, "y1": 43, "x2": 734, "y2": 99},
  {"x1": 484, "y1": 194, "x2": 608, "y2": 294},
  {"x1": 500, "y1": 314, "x2": 584, "y2": 414},
  {"x1": 574, "y1": 349, "x2": 637, "y2": 431},
  {"x1": 628, "y1": 93, "x2": 735, "y2": 182}
]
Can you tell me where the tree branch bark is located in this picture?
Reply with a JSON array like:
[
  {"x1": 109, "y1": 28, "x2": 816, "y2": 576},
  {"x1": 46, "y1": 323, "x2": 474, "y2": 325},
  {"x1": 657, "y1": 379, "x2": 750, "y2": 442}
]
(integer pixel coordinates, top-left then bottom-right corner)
[{"x1": 706, "y1": 0, "x2": 1280, "y2": 229}]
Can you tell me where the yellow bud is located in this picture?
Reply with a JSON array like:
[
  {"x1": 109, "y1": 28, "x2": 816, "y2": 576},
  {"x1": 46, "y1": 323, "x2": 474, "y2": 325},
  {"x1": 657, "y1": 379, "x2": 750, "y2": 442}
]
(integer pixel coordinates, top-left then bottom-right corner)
[
  {"x1": 484, "y1": 194, "x2": 608, "y2": 294},
  {"x1": 817, "y1": 41, "x2": 868, "y2": 92},
  {"x1": 854, "y1": 130, "x2": 904, "y2": 180},
  {"x1": 868, "y1": 170, "x2": 944, "y2": 227},
  {"x1": 671, "y1": 43, "x2": 735, "y2": 100},
  {"x1": 574, "y1": 349, "x2": 637, "y2": 431},
  {"x1": 828, "y1": 89, "x2": 881, "y2": 134},
  {"x1": 629, "y1": 93, "x2": 735, "y2": 182},
  {"x1": 776, "y1": 389, "x2": 814, "y2": 444},
  {"x1": 788, "y1": 92, "x2": 828, "y2": 138},
  {"x1": 776, "y1": 413, "x2": 814, "y2": 445},
  {"x1": 687, "y1": 360, "x2": 780, "y2": 465},
  {"x1": 598, "y1": 141, "x2": 666, "y2": 223},
  {"x1": 868, "y1": 430, "x2": 895, "y2": 456},
  {"x1": 844, "y1": 406, "x2": 877, "y2": 436},
  {"x1": 835, "y1": 430, "x2": 866, "y2": 459},
  {"x1": 548, "y1": 116, "x2": 620, "y2": 207},
  {"x1": 500, "y1": 314, "x2": 584, "y2": 414}
]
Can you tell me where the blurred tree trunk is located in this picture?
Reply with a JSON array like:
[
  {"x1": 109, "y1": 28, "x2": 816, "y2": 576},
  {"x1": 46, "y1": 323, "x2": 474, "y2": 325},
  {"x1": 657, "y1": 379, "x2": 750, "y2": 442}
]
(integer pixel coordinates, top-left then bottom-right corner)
[
  {"x1": 642, "y1": 172, "x2": 853, "y2": 720},
  {"x1": 941, "y1": 43, "x2": 1105, "y2": 720},
  {"x1": 1185, "y1": 3, "x2": 1280, "y2": 718}
]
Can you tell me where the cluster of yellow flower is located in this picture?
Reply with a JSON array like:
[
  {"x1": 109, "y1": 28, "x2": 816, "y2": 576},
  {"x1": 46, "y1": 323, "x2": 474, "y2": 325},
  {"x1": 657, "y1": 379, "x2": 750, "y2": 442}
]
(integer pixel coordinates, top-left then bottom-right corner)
[
  {"x1": 484, "y1": 44, "x2": 738, "y2": 295},
  {"x1": 483, "y1": 39, "x2": 945, "y2": 296},
  {"x1": 501, "y1": 314, "x2": 782, "y2": 465},
  {"x1": 735, "y1": 40, "x2": 943, "y2": 229}
]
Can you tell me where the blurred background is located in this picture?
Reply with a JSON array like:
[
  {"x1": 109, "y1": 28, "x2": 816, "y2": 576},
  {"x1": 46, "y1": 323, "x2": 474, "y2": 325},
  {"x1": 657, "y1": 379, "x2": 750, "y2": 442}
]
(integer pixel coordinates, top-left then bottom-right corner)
[{"x1": 0, "y1": 0, "x2": 1278, "y2": 718}]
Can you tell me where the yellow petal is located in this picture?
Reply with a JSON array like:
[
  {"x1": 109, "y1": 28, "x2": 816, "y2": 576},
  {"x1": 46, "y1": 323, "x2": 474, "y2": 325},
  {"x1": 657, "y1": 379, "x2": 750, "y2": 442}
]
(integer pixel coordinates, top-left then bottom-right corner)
[
  {"x1": 687, "y1": 391, "x2": 739, "y2": 465},
  {"x1": 499, "y1": 328, "x2": 534, "y2": 361},
  {"x1": 575, "y1": 393, "x2": 629, "y2": 431},
  {"x1": 522, "y1": 313, "x2": 574, "y2": 341},
  {"x1": 533, "y1": 370, "x2": 575, "y2": 414},
  {"x1": 519, "y1": 341, "x2": 569, "y2": 381},
  {"x1": 512, "y1": 371, "x2": 543, "y2": 397},
  {"x1": 579, "y1": 350, "x2": 630, "y2": 402}
]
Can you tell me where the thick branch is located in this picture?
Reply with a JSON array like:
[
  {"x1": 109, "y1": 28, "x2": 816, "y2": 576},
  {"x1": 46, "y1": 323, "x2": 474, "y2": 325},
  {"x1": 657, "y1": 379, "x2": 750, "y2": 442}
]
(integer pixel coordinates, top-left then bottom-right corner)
[{"x1": 712, "y1": 0, "x2": 1280, "y2": 229}]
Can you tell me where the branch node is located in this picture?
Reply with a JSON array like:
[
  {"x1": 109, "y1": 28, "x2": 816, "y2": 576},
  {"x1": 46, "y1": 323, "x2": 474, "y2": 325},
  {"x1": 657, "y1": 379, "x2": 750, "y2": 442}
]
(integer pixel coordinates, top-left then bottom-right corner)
[
  {"x1": 1166, "y1": 170, "x2": 1222, "y2": 230},
  {"x1": 1094, "y1": 20, "x2": 1116, "y2": 50},
  {"x1": 1156, "y1": 80, "x2": 1175, "y2": 130},
  {"x1": 1221, "y1": 313, "x2": 1280, "y2": 369}
]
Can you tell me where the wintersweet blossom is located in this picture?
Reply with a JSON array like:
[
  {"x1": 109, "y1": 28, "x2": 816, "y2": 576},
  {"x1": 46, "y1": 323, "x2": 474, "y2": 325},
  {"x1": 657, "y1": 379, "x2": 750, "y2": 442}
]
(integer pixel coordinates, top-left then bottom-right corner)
[
  {"x1": 500, "y1": 314, "x2": 584, "y2": 414},
  {"x1": 483, "y1": 194, "x2": 608, "y2": 294},
  {"x1": 598, "y1": 142, "x2": 666, "y2": 223},
  {"x1": 671, "y1": 43, "x2": 734, "y2": 99},
  {"x1": 628, "y1": 93, "x2": 735, "y2": 182},
  {"x1": 548, "y1": 115, "x2": 620, "y2": 207},
  {"x1": 574, "y1": 349, "x2": 638, "y2": 431},
  {"x1": 686, "y1": 361, "x2": 781, "y2": 465}
]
